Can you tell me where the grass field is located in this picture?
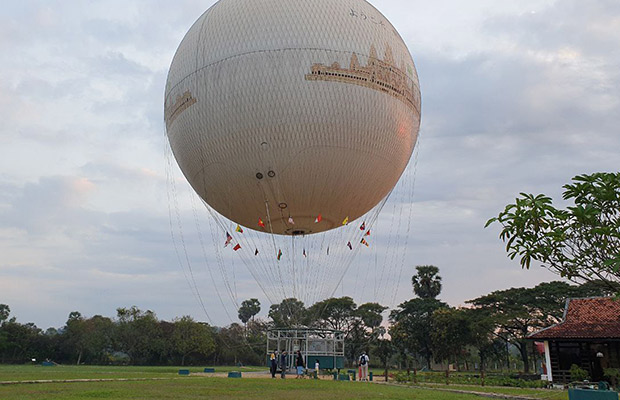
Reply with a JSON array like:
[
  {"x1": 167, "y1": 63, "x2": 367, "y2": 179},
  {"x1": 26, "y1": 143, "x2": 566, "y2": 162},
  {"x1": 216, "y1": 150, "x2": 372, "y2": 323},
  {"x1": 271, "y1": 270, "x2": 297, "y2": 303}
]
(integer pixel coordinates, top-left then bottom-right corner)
[
  {"x1": 0, "y1": 364, "x2": 262, "y2": 381},
  {"x1": 0, "y1": 365, "x2": 570, "y2": 400}
]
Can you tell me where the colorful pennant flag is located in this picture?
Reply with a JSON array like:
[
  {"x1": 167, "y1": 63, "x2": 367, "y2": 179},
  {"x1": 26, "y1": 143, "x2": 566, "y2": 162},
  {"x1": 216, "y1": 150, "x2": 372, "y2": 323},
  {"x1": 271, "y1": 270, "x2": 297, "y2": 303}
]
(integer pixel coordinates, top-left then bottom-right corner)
[
  {"x1": 254, "y1": 248, "x2": 259, "y2": 256},
  {"x1": 315, "y1": 214, "x2": 322, "y2": 223},
  {"x1": 277, "y1": 249, "x2": 282, "y2": 260},
  {"x1": 360, "y1": 238, "x2": 369, "y2": 247},
  {"x1": 224, "y1": 232, "x2": 232, "y2": 247},
  {"x1": 303, "y1": 248, "x2": 307, "y2": 258},
  {"x1": 233, "y1": 243, "x2": 241, "y2": 251},
  {"x1": 258, "y1": 218, "x2": 265, "y2": 228},
  {"x1": 365, "y1": 230, "x2": 371, "y2": 236},
  {"x1": 235, "y1": 224, "x2": 243, "y2": 233},
  {"x1": 288, "y1": 216, "x2": 295, "y2": 225},
  {"x1": 347, "y1": 241, "x2": 353, "y2": 250},
  {"x1": 342, "y1": 216, "x2": 349, "y2": 225},
  {"x1": 360, "y1": 221, "x2": 366, "y2": 231}
]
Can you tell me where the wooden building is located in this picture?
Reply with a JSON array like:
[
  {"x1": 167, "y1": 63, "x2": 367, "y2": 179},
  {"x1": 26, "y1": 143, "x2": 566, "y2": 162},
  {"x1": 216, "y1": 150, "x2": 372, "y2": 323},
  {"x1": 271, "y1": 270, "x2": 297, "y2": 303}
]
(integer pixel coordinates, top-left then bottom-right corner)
[{"x1": 529, "y1": 297, "x2": 620, "y2": 384}]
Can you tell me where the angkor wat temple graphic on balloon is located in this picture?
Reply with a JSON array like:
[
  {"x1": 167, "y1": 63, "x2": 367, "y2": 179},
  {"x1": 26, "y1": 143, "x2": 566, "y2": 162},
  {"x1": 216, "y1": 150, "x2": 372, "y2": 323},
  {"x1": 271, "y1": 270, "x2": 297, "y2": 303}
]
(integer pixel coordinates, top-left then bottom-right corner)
[{"x1": 305, "y1": 45, "x2": 420, "y2": 113}]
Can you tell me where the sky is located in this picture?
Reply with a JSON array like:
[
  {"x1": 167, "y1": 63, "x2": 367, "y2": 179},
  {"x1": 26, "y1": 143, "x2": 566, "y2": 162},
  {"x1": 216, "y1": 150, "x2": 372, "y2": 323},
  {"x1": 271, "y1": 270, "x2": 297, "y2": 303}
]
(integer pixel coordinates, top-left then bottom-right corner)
[{"x1": 1, "y1": 0, "x2": 619, "y2": 330}]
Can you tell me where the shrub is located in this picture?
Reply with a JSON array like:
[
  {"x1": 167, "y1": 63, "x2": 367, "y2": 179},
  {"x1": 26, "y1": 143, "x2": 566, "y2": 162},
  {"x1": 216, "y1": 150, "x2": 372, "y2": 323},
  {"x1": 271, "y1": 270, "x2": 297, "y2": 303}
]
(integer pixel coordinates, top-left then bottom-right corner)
[{"x1": 570, "y1": 364, "x2": 589, "y2": 382}]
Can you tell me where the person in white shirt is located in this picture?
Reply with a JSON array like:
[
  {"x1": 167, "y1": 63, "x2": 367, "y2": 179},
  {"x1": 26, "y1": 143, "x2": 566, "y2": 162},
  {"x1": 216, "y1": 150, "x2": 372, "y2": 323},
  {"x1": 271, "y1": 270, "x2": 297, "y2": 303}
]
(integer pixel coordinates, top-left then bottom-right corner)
[{"x1": 358, "y1": 352, "x2": 369, "y2": 381}]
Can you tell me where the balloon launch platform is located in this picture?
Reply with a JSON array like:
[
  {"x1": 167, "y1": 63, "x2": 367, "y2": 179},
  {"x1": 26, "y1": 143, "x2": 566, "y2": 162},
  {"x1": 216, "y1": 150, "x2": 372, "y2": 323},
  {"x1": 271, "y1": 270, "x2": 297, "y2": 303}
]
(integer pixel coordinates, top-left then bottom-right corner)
[{"x1": 267, "y1": 328, "x2": 345, "y2": 370}]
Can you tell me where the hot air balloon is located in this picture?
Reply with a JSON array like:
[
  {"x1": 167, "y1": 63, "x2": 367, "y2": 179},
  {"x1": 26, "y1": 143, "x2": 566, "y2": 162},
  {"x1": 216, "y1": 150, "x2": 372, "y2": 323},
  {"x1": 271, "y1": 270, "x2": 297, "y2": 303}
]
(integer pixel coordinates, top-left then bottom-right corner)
[{"x1": 164, "y1": 0, "x2": 421, "y2": 236}]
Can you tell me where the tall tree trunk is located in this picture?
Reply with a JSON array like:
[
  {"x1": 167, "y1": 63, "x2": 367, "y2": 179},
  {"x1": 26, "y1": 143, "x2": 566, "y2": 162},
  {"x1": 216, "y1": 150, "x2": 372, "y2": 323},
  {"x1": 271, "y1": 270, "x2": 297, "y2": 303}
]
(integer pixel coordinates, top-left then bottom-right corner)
[
  {"x1": 518, "y1": 341, "x2": 529, "y2": 373},
  {"x1": 480, "y1": 351, "x2": 486, "y2": 387}
]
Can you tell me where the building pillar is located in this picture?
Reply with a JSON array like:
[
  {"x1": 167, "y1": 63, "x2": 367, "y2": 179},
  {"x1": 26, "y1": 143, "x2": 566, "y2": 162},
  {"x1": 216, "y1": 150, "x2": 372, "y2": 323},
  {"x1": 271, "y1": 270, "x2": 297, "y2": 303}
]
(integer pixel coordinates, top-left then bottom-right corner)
[{"x1": 544, "y1": 340, "x2": 553, "y2": 383}]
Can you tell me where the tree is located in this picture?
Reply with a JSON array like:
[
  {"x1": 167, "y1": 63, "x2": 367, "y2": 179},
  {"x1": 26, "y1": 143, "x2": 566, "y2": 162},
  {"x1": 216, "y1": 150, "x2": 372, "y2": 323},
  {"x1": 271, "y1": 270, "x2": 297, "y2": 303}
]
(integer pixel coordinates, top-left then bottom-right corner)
[
  {"x1": 411, "y1": 265, "x2": 442, "y2": 299},
  {"x1": 390, "y1": 265, "x2": 447, "y2": 369},
  {"x1": 431, "y1": 308, "x2": 472, "y2": 373},
  {"x1": 355, "y1": 302, "x2": 387, "y2": 331},
  {"x1": 64, "y1": 311, "x2": 88, "y2": 364},
  {"x1": 308, "y1": 296, "x2": 357, "y2": 332},
  {"x1": 115, "y1": 306, "x2": 164, "y2": 365},
  {"x1": 238, "y1": 299, "x2": 261, "y2": 325},
  {"x1": 268, "y1": 298, "x2": 306, "y2": 327},
  {"x1": 372, "y1": 337, "x2": 394, "y2": 381},
  {"x1": 390, "y1": 297, "x2": 447, "y2": 370},
  {"x1": 486, "y1": 172, "x2": 620, "y2": 293},
  {"x1": 0, "y1": 304, "x2": 9, "y2": 324},
  {"x1": 171, "y1": 316, "x2": 215, "y2": 365}
]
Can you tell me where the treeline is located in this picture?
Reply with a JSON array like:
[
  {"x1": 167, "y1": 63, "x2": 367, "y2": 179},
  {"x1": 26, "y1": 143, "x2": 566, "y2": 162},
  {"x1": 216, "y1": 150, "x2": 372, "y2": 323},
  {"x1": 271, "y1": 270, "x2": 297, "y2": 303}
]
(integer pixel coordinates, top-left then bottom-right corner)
[
  {"x1": 0, "y1": 268, "x2": 612, "y2": 369},
  {"x1": 389, "y1": 266, "x2": 614, "y2": 375},
  {"x1": 0, "y1": 296, "x2": 385, "y2": 367}
]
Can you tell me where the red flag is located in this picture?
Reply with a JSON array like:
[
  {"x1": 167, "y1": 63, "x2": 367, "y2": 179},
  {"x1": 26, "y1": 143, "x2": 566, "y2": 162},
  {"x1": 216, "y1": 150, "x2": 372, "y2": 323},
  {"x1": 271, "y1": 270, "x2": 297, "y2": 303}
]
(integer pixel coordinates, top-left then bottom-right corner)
[
  {"x1": 347, "y1": 241, "x2": 352, "y2": 250},
  {"x1": 277, "y1": 249, "x2": 282, "y2": 260},
  {"x1": 314, "y1": 214, "x2": 322, "y2": 223},
  {"x1": 258, "y1": 218, "x2": 265, "y2": 228},
  {"x1": 360, "y1": 222, "x2": 366, "y2": 231},
  {"x1": 224, "y1": 232, "x2": 232, "y2": 247},
  {"x1": 360, "y1": 238, "x2": 369, "y2": 247},
  {"x1": 365, "y1": 230, "x2": 371, "y2": 236},
  {"x1": 233, "y1": 243, "x2": 241, "y2": 251}
]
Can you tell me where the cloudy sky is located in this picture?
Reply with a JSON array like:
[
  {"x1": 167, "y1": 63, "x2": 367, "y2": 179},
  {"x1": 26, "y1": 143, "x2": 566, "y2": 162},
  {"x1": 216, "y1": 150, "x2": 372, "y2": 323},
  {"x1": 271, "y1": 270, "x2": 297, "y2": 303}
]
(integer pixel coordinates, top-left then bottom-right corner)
[{"x1": 1, "y1": 0, "x2": 619, "y2": 330}]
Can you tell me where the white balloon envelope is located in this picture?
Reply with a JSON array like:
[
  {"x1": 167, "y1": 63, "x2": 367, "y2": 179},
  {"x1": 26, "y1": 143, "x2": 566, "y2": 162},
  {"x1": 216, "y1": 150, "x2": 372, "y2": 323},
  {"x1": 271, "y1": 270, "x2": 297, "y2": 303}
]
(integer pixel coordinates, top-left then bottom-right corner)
[{"x1": 165, "y1": 0, "x2": 421, "y2": 235}]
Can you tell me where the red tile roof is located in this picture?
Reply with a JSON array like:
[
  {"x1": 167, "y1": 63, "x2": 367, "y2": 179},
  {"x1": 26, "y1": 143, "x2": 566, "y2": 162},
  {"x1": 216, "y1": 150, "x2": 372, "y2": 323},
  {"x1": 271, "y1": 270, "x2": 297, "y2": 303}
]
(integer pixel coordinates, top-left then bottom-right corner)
[{"x1": 529, "y1": 297, "x2": 620, "y2": 339}]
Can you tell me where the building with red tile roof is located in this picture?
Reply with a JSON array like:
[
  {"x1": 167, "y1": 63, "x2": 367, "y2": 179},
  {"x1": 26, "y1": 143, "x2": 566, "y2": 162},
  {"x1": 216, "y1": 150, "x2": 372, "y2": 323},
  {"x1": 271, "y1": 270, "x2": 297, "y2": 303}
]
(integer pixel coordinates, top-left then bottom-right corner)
[{"x1": 529, "y1": 297, "x2": 620, "y2": 384}]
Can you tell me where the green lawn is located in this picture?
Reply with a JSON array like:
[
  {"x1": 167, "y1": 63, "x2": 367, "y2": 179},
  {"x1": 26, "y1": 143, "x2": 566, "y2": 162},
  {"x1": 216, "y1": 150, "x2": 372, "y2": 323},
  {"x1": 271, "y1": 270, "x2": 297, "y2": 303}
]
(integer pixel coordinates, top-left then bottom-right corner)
[
  {"x1": 0, "y1": 364, "x2": 262, "y2": 382},
  {"x1": 410, "y1": 383, "x2": 568, "y2": 400},
  {"x1": 0, "y1": 376, "x2": 487, "y2": 400},
  {"x1": 0, "y1": 365, "x2": 572, "y2": 400}
]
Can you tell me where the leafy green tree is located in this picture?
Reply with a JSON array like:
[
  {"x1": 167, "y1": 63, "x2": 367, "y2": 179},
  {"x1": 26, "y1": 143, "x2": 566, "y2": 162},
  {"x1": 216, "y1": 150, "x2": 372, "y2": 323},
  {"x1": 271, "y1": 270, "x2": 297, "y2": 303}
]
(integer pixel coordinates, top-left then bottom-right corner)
[
  {"x1": 64, "y1": 311, "x2": 87, "y2": 364},
  {"x1": 115, "y1": 306, "x2": 164, "y2": 365},
  {"x1": 308, "y1": 296, "x2": 357, "y2": 332},
  {"x1": 463, "y1": 307, "x2": 502, "y2": 383},
  {"x1": 390, "y1": 266, "x2": 447, "y2": 369},
  {"x1": 0, "y1": 304, "x2": 9, "y2": 324},
  {"x1": 0, "y1": 304, "x2": 10, "y2": 359},
  {"x1": 390, "y1": 297, "x2": 447, "y2": 370},
  {"x1": 172, "y1": 316, "x2": 215, "y2": 365},
  {"x1": 355, "y1": 302, "x2": 387, "y2": 331},
  {"x1": 238, "y1": 299, "x2": 261, "y2": 325},
  {"x1": 268, "y1": 298, "x2": 306, "y2": 327},
  {"x1": 372, "y1": 337, "x2": 394, "y2": 381},
  {"x1": 412, "y1": 265, "x2": 442, "y2": 299},
  {"x1": 486, "y1": 172, "x2": 620, "y2": 293},
  {"x1": 0, "y1": 320, "x2": 42, "y2": 363},
  {"x1": 431, "y1": 308, "x2": 471, "y2": 372}
]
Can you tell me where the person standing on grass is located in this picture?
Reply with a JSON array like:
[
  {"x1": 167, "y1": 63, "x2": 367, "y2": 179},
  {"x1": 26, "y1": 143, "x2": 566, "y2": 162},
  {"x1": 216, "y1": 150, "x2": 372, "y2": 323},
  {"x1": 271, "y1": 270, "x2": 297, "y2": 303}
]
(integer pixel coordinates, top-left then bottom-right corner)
[
  {"x1": 359, "y1": 352, "x2": 369, "y2": 381},
  {"x1": 295, "y1": 350, "x2": 305, "y2": 379},
  {"x1": 270, "y1": 351, "x2": 278, "y2": 378},
  {"x1": 280, "y1": 351, "x2": 288, "y2": 379}
]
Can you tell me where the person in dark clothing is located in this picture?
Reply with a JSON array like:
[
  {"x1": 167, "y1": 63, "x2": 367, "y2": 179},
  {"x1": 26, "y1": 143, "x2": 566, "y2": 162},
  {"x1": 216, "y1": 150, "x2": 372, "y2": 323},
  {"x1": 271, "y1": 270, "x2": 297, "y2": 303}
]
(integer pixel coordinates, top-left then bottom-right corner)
[
  {"x1": 280, "y1": 351, "x2": 288, "y2": 379},
  {"x1": 270, "y1": 351, "x2": 278, "y2": 378},
  {"x1": 295, "y1": 350, "x2": 305, "y2": 379}
]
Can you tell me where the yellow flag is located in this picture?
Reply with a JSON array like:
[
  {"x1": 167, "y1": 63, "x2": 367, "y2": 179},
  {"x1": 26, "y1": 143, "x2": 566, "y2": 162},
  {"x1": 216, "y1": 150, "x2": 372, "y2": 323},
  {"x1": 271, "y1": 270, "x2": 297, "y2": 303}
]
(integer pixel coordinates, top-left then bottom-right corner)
[{"x1": 342, "y1": 216, "x2": 349, "y2": 225}]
